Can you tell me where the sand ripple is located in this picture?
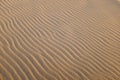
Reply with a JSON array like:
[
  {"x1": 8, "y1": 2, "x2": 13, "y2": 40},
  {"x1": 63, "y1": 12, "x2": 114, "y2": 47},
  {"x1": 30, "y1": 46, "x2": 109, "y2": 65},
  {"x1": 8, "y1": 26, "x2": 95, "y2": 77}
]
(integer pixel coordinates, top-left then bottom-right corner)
[{"x1": 0, "y1": 0, "x2": 120, "y2": 80}]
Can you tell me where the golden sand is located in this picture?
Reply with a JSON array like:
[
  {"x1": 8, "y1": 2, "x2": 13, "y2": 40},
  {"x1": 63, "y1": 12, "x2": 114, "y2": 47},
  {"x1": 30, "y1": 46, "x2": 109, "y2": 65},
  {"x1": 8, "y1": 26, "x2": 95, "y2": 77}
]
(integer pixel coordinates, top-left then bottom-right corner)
[{"x1": 0, "y1": 0, "x2": 120, "y2": 80}]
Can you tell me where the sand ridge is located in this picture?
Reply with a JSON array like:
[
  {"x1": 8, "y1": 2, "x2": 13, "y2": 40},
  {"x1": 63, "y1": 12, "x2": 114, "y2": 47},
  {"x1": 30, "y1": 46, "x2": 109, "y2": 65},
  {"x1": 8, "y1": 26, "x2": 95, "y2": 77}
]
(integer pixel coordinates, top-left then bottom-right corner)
[{"x1": 0, "y1": 0, "x2": 120, "y2": 80}]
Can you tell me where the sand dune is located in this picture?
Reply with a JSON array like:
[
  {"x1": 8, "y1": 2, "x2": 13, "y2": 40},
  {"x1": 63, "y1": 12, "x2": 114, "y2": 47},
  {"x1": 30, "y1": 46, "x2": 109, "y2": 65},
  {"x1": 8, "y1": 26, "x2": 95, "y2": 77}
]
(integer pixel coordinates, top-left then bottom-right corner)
[{"x1": 0, "y1": 0, "x2": 120, "y2": 80}]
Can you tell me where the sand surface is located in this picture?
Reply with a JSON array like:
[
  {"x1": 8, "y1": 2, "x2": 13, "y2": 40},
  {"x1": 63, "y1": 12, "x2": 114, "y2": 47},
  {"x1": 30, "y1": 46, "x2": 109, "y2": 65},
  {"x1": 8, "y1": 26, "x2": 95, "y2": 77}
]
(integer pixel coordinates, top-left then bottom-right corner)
[{"x1": 0, "y1": 0, "x2": 120, "y2": 80}]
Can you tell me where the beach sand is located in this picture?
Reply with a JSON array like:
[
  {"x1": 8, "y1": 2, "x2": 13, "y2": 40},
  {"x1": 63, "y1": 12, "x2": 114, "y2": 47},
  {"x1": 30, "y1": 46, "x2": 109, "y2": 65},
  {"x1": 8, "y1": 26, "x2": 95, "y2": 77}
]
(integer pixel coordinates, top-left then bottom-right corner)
[{"x1": 0, "y1": 0, "x2": 120, "y2": 80}]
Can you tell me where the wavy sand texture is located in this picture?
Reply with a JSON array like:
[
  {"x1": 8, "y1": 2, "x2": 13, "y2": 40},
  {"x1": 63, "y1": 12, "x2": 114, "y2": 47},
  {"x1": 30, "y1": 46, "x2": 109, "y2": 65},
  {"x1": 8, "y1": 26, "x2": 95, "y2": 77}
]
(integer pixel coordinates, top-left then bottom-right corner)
[{"x1": 0, "y1": 0, "x2": 120, "y2": 80}]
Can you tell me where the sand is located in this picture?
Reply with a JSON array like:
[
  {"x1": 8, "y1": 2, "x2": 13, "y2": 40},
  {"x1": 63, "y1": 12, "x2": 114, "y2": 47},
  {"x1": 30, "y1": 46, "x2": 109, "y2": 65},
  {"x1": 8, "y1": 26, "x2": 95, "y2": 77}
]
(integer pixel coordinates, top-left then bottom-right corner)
[{"x1": 0, "y1": 0, "x2": 120, "y2": 80}]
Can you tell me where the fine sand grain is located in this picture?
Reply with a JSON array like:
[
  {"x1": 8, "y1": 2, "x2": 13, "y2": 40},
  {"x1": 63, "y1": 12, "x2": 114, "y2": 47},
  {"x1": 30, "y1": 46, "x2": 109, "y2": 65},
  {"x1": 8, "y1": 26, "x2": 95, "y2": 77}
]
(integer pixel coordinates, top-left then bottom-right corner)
[{"x1": 0, "y1": 0, "x2": 120, "y2": 80}]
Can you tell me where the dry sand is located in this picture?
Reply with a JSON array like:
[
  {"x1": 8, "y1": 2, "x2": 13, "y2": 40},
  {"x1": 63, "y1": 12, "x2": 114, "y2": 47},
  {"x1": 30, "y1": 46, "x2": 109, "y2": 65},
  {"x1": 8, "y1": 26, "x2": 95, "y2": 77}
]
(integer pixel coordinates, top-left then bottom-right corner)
[{"x1": 0, "y1": 0, "x2": 120, "y2": 80}]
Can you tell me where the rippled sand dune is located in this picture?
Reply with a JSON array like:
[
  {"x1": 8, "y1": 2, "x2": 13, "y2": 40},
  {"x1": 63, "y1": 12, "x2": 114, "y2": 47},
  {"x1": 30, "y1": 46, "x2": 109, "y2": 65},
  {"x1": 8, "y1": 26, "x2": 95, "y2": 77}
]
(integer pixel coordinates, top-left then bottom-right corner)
[{"x1": 0, "y1": 0, "x2": 120, "y2": 80}]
